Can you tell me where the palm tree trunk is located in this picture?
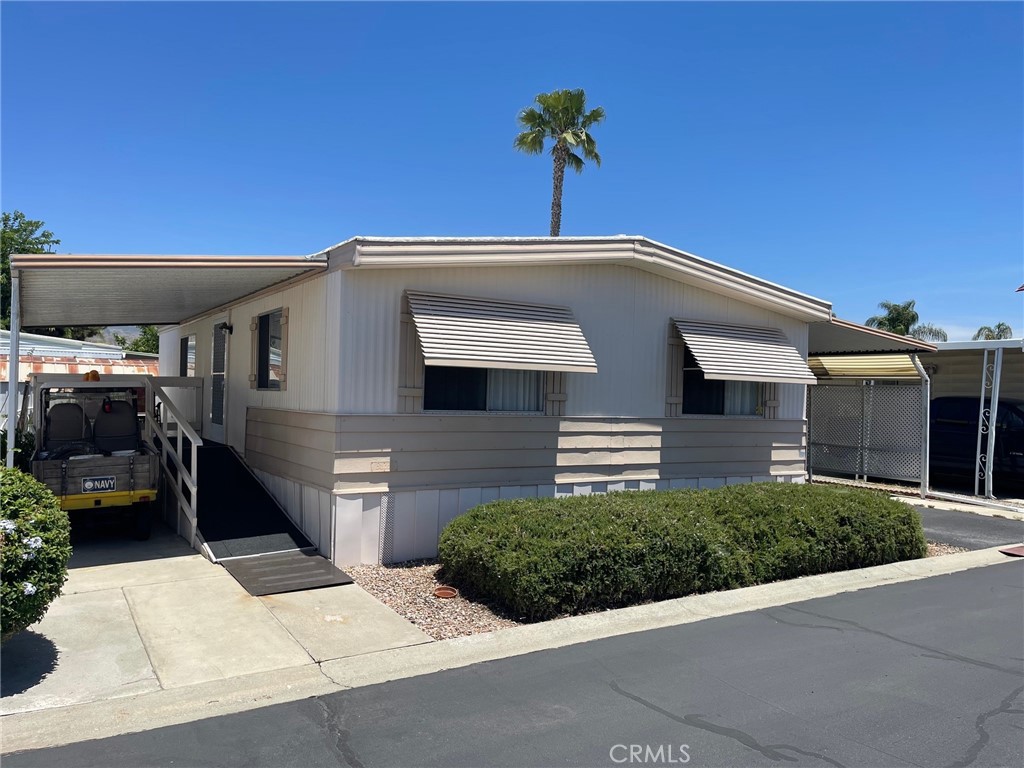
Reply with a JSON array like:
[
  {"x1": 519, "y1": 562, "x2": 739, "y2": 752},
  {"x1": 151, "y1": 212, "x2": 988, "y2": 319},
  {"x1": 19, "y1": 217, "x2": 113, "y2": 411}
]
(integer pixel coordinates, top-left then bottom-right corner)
[{"x1": 550, "y1": 145, "x2": 567, "y2": 236}]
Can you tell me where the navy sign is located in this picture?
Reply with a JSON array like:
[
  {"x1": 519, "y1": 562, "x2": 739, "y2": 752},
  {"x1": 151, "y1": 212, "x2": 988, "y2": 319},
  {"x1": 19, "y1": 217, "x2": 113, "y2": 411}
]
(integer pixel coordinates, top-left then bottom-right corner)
[{"x1": 83, "y1": 476, "x2": 116, "y2": 493}]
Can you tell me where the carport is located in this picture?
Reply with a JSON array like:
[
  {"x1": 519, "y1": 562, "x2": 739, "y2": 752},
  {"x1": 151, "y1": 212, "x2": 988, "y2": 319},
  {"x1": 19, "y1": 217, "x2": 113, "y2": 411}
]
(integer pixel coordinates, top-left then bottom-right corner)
[
  {"x1": 806, "y1": 318, "x2": 937, "y2": 496},
  {"x1": 920, "y1": 339, "x2": 1023, "y2": 500},
  {"x1": 5, "y1": 252, "x2": 327, "y2": 468},
  {"x1": 5, "y1": 253, "x2": 328, "y2": 575}
]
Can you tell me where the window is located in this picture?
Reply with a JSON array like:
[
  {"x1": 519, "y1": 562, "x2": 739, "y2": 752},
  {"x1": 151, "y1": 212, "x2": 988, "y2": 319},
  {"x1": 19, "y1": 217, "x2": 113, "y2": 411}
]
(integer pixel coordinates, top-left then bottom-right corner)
[
  {"x1": 255, "y1": 309, "x2": 285, "y2": 390},
  {"x1": 424, "y1": 366, "x2": 542, "y2": 412},
  {"x1": 178, "y1": 335, "x2": 196, "y2": 377},
  {"x1": 681, "y1": 347, "x2": 761, "y2": 416}
]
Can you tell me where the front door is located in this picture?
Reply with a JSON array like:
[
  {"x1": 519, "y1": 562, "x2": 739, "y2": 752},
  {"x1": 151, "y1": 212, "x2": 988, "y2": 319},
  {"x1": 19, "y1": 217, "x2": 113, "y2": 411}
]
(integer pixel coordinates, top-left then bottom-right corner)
[{"x1": 207, "y1": 320, "x2": 229, "y2": 444}]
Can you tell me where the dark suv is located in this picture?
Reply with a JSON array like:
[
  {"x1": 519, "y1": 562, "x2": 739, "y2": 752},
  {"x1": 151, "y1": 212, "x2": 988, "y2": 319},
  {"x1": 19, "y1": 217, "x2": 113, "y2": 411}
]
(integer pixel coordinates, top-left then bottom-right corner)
[{"x1": 930, "y1": 396, "x2": 1024, "y2": 487}]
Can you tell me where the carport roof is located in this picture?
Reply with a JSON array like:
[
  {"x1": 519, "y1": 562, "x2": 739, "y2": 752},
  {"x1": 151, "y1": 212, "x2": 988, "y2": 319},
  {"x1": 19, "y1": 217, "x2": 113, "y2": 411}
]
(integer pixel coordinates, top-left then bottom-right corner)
[
  {"x1": 809, "y1": 317, "x2": 937, "y2": 356},
  {"x1": 10, "y1": 254, "x2": 327, "y2": 326}
]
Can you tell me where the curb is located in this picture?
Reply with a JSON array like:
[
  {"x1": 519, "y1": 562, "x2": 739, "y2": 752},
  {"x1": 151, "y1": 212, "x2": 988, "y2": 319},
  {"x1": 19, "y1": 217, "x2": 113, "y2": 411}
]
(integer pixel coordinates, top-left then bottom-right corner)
[
  {"x1": 893, "y1": 495, "x2": 1024, "y2": 521},
  {"x1": 3, "y1": 546, "x2": 1020, "y2": 754}
]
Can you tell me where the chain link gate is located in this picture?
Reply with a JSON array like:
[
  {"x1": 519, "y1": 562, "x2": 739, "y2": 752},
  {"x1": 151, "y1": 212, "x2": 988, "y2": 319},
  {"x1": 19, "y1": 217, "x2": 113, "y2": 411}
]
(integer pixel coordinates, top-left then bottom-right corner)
[{"x1": 808, "y1": 383, "x2": 924, "y2": 483}]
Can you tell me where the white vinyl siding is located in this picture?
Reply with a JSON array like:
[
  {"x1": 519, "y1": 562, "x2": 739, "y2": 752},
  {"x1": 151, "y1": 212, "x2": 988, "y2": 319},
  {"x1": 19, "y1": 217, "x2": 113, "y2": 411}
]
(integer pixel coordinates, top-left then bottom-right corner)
[{"x1": 336, "y1": 264, "x2": 810, "y2": 418}]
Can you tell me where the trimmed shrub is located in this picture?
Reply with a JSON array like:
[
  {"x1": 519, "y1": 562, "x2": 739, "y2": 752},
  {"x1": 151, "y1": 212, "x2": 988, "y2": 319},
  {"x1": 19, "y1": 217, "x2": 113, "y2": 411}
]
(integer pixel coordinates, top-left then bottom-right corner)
[
  {"x1": 438, "y1": 483, "x2": 926, "y2": 621},
  {"x1": 1, "y1": 467, "x2": 72, "y2": 642}
]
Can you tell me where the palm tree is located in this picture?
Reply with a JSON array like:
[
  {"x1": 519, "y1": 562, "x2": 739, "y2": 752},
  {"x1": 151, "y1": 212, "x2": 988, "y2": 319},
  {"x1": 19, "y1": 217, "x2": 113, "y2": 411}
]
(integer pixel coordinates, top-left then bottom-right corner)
[
  {"x1": 908, "y1": 323, "x2": 948, "y2": 342},
  {"x1": 865, "y1": 299, "x2": 948, "y2": 341},
  {"x1": 972, "y1": 322, "x2": 1013, "y2": 340},
  {"x1": 514, "y1": 89, "x2": 605, "y2": 236}
]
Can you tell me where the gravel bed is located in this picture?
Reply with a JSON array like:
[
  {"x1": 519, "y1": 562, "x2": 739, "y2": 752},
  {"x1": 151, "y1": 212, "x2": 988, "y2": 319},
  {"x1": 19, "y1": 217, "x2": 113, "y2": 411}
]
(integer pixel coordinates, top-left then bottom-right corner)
[
  {"x1": 353, "y1": 545, "x2": 965, "y2": 640},
  {"x1": 927, "y1": 541, "x2": 970, "y2": 557},
  {"x1": 347, "y1": 560, "x2": 521, "y2": 640}
]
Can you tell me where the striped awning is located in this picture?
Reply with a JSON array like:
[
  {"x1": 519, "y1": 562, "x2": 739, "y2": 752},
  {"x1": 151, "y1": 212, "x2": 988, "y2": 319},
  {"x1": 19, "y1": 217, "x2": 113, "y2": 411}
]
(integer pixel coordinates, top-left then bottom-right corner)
[
  {"x1": 672, "y1": 319, "x2": 817, "y2": 385},
  {"x1": 808, "y1": 354, "x2": 920, "y2": 380},
  {"x1": 406, "y1": 291, "x2": 597, "y2": 373}
]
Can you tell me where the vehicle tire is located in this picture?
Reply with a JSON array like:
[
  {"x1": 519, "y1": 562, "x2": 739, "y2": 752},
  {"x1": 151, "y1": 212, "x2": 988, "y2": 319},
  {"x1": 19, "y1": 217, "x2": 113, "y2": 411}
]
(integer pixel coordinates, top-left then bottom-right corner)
[{"x1": 133, "y1": 504, "x2": 153, "y2": 541}]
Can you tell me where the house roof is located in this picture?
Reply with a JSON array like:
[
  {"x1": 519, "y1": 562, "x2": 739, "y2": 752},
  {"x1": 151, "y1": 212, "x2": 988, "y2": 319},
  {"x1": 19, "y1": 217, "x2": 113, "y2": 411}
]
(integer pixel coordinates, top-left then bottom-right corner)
[
  {"x1": 0, "y1": 329, "x2": 142, "y2": 359},
  {"x1": 321, "y1": 236, "x2": 834, "y2": 323},
  {"x1": 0, "y1": 356, "x2": 161, "y2": 380},
  {"x1": 928, "y1": 339, "x2": 1024, "y2": 352},
  {"x1": 9, "y1": 254, "x2": 327, "y2": 326}
]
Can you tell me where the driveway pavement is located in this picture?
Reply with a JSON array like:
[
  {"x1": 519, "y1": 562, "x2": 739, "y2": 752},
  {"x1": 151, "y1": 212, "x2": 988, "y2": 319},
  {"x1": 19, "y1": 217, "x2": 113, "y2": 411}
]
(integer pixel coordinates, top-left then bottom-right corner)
[
  {"x1": 6, "y1": 561, "x2": 1022, "y2": 768},
  {"x1": 916, "y1": 505, "x2": 1023, "y2": 550},
  {"x1": 0, "y1": 524, "x2": 431, "y2": 715}
]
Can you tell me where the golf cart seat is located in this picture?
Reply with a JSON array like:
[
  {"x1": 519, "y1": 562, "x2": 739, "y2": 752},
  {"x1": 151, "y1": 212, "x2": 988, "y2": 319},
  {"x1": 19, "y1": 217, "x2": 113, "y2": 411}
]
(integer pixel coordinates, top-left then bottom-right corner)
[
  {"x1": 93, "y1": 399, "x2": 140, "y2": 454},
  {"x1": 45, "y1": 403, "x2": 92, "y2": 451}
]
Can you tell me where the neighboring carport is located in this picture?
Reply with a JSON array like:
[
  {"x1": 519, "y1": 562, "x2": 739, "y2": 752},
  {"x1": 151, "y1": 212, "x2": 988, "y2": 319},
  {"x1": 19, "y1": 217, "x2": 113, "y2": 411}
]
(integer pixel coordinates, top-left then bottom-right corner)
[
  {"x1": 807, "y1": 318, "x2": 937, "y2": 496},
  {"x1": 5, "y1": 253, "x2": 327, "y2": 467},
  {"x1": 920, "y1": 339, "x2": 1023, "y2": 499}
]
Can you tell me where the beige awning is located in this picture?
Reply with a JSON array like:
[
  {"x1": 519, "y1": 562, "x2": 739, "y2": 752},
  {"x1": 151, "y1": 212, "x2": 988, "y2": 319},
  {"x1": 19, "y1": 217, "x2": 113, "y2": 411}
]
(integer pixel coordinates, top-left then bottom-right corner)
[
  {"x1": 809, "y1": 354, "x2": 921, "y2": 380},
  {"x1": 407, "y1": 291, "x2": 597, "y2": 373},
  {"x1": 672, "y1": 318, "x2": 817, "y2": 385}
]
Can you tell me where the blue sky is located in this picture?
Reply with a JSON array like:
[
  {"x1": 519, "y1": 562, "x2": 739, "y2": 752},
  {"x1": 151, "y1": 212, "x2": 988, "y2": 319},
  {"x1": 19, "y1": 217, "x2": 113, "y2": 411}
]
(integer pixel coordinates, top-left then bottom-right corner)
[{"x1": 2, "y1": 1, "x2": 1021, "y2": 340}]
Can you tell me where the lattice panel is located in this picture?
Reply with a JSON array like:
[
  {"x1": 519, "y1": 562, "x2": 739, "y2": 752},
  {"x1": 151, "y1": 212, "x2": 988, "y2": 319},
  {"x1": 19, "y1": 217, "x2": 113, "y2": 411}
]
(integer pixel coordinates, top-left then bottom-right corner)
[
  {"x1": 808, "y1": 385, "x2": 864, "y2": 476},
  {"x1": 809, "y1": 383, "x2": 924, "y2": 483},
  {"x1": 863, "y1": 385, "x2": 923, "y2": 482},
  {"x1": 379, "y1": 492, "x2": 395, "y2": 564}
]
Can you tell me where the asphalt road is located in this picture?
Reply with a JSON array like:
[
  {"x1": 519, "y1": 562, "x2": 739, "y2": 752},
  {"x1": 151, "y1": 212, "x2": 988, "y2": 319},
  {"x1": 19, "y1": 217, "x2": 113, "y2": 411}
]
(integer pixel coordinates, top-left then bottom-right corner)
[
  {"x1": 916, "y1": 506, "x2": 1023, "y2": 550},
  {"x1": 7, "y1": 562, "x2": 1023, "y2": 768}
]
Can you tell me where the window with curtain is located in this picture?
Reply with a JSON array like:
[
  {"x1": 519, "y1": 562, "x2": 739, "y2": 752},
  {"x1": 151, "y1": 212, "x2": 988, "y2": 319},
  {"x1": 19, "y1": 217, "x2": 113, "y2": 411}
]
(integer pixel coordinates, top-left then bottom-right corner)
[
  {"x1": 681, "y1": 347, "x2": 761, "y2": 416},
  {"x1": 424, "y1": 366, "x2": 542, "y2": 412}
]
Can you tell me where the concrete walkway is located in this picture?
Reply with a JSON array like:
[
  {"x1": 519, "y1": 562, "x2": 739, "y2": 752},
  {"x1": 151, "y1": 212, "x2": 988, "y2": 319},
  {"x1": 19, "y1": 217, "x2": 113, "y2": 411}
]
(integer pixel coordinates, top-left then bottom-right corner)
[{"x1": 0, "y1": 525, "x2": 431, "y2": 716}]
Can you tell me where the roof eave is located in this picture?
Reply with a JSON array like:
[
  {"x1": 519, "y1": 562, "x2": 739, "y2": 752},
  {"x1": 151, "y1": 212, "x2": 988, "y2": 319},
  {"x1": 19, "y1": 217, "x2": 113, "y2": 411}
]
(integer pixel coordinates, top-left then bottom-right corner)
[{"x1": 339, "y1": 236, "x2": 832, "y2": 323}]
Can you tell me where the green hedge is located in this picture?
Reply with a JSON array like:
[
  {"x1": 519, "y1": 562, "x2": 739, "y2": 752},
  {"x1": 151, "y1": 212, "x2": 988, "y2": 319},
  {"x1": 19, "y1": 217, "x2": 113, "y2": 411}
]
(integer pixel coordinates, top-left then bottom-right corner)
[
  {"x1": 438, "y1": 483, "x2": 927, "y2": 621},
  {"x1": 1, "y1": 467, "x2": 72, "y2": 642}
]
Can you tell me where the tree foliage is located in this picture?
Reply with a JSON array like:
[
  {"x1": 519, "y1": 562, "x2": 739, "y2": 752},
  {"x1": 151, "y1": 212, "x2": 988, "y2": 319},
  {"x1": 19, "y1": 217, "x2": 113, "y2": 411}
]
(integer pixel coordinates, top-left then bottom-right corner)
[
  {"x1": 2, "y1": 211, "x2": 59, "y2": 331},
  {"x1": 972, "y1": 323, "x2": 1013, "y2": 340},
  {"x1": 113, "y1": 325, "x2": 160, "y2": 354},
  {"x1": 2, "y1": 211, "x2": 103, "y2": 340},
  {"x1": 865, "y1": 299, "x2": 947, "y2": 341},
  {"x1": 514, "y1": 89, "x2": 605, "y2": 237}
]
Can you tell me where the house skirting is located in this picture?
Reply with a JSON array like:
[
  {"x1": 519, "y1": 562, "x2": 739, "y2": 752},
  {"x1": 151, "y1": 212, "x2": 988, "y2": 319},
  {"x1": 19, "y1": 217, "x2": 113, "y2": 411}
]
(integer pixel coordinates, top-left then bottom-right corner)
[{"x1": 253, "y1": 471, "x2": 804, "y2": 566}]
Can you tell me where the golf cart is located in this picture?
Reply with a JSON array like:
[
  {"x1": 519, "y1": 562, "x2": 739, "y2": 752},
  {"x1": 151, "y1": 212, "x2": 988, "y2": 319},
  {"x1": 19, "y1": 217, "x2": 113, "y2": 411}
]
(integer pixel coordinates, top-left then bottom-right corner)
[{"x1": 29, "y1": 373, "x2": 159, "y2": 540}]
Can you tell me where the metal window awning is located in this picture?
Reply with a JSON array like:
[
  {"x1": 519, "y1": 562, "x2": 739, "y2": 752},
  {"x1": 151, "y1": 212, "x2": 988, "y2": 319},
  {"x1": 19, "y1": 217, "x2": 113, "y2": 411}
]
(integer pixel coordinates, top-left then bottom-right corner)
[
  {"x1": 406, "y1": 290, "x2": 597, "y2": 373},
  {"x1": 672, "y1": 318, "x2": 817, "y2": 385},
  {"x1": 808, "y1": 354, "x2": 921, "y2": 380}
]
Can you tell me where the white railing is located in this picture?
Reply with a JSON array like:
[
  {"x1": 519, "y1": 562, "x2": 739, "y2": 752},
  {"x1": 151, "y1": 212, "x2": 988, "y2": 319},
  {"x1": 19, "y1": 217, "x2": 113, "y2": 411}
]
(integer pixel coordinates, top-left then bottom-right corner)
[{"x1": 146, "y1": 378, "x2": 204, "y2": 548}]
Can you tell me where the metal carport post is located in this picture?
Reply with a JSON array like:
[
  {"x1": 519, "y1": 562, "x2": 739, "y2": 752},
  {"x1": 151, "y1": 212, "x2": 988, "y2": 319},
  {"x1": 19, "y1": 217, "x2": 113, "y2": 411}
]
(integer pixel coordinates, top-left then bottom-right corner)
[{"x1": 5, "y1": 271, "x2": 21, "y2": 467}]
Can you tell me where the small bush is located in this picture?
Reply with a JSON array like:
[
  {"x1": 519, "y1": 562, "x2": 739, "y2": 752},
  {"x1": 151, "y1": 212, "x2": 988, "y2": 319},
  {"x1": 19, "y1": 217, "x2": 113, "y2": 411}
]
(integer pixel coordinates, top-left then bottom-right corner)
[
  {"x1": 1, "y1": 467, "x2": 72, "y2": 642},
  {"x1": 438, "y1": 483, "x2": 926, "y2": 621}
]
